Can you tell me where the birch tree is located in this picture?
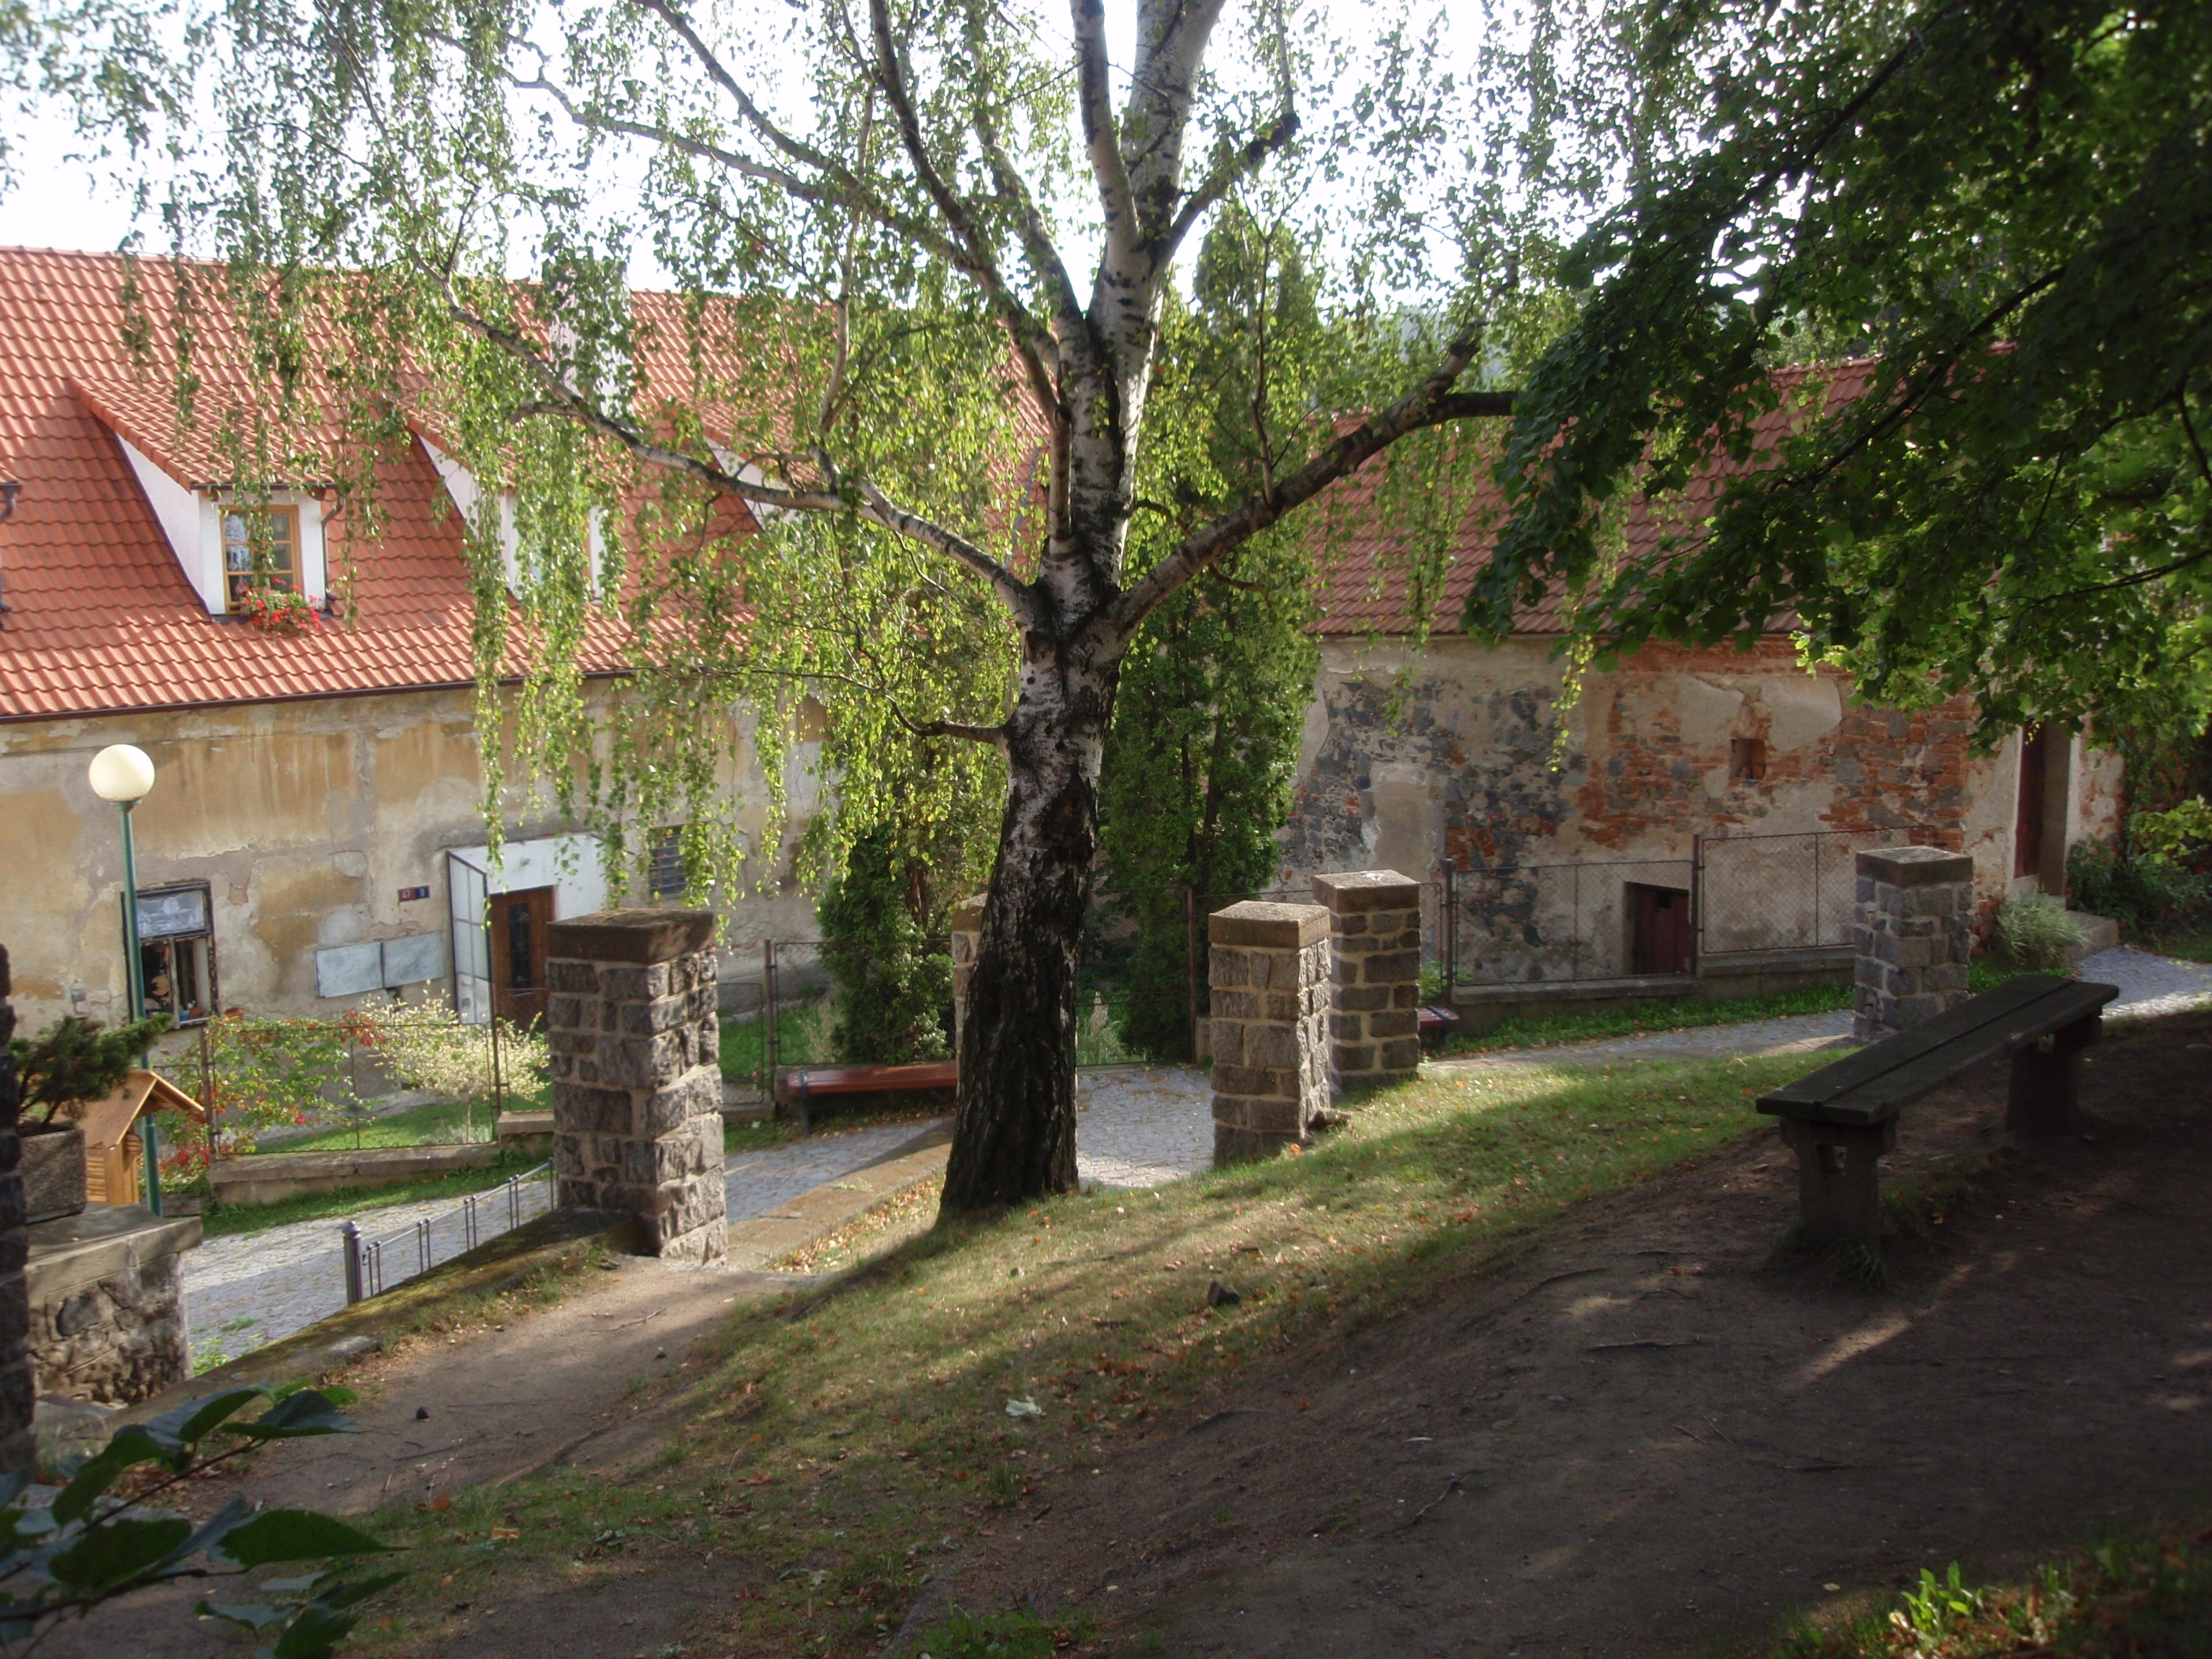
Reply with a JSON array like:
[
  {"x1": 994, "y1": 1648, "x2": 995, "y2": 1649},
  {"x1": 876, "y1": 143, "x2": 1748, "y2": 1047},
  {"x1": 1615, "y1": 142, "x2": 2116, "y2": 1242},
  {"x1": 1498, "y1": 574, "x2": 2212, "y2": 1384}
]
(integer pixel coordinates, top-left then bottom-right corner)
[{"x1": 91, "y1": 0, "x2": 1626, "y2": 1208}]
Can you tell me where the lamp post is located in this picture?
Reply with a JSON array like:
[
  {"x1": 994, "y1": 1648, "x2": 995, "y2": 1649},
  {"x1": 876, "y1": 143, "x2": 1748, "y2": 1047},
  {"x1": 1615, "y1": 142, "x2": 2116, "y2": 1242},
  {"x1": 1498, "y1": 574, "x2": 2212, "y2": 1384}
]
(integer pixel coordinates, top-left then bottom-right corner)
[{"x1": 88, "y1": 743, "x2": 161, "y2": 1215}]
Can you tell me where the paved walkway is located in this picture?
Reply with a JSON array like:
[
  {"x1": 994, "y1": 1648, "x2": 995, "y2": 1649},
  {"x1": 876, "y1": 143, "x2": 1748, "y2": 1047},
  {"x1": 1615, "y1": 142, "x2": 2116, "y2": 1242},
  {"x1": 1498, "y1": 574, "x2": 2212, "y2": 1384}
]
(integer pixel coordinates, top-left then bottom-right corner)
[{"x1": 181, "y1": 948, "x2": 2212, "y2": 1367}]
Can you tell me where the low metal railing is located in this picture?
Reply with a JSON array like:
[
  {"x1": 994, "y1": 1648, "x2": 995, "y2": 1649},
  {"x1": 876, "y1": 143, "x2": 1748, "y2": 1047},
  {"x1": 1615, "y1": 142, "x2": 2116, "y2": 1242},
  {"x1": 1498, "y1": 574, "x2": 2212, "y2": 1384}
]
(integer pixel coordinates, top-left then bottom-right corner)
[{"x1": 338, "y1": 1161, "x2": 554, "y2": 1304}]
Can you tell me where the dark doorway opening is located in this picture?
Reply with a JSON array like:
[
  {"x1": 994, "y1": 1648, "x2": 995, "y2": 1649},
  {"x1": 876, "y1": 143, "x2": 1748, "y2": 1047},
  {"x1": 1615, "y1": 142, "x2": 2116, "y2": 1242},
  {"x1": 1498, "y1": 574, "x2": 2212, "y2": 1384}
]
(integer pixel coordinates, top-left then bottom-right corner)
[
  {"x1": 489, "y1": 885, "x2": 555, "y2": 1027},
  {"x1": 1628, "y1": 884, "x2": 1694, "y2": 976},
  {"x1": 2015, "y1": 727, "x2": 2052, "y2": 880}
]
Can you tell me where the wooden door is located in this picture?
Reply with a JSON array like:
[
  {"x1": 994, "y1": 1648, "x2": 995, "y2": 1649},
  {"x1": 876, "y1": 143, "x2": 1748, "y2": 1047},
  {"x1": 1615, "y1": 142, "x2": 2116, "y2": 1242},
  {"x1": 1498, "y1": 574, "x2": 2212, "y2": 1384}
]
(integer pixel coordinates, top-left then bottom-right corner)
[
  {"x1": 489, "y1": 886, "x2": 555, "y2": 1028},
  {"x1": 1629, "y1": 884, "x2": 1694, "y2": 976},
  {"x1": 2015, "y1": 726, "x2": 2050, "y2": 878}
]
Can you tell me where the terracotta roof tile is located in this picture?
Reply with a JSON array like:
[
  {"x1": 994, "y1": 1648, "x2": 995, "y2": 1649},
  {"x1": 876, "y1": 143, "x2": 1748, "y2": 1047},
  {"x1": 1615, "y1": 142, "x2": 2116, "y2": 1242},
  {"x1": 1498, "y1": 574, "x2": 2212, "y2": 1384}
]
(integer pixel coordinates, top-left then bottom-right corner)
[
  {"x1": 0, "y1": 248, "x2": 719, "y2": 721},
  {"x1": 1306, "y1": 363, "x2": 1873, "y2": 635}
]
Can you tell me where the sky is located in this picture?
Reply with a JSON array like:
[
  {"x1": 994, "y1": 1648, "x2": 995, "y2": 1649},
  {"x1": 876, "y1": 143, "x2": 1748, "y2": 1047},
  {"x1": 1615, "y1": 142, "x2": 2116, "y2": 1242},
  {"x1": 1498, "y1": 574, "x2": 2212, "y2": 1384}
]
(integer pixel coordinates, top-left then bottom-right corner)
[{"x1": 0, "y1": 0, "x2": 1527, "y2": 287}]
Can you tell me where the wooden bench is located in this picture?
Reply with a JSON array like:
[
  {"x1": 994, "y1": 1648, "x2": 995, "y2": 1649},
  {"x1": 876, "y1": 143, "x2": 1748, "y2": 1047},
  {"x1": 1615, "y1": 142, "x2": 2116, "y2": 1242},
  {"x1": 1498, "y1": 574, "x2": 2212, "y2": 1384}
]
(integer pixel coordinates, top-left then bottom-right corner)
[
  {"x1": 1756, "y1": 974, "x2": 2118, "y2": 1252},
  {"x1": 772, "y1": 1060, "x2": 958, "y2": 1132}
]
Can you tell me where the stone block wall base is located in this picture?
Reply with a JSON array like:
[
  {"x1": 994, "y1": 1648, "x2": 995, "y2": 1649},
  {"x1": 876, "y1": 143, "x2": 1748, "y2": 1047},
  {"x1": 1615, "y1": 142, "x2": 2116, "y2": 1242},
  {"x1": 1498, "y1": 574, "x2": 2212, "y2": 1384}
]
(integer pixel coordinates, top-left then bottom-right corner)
[
  {"x1": 1313, "y1": 870, "x2": 1425, "y2": 1100},
  {"x1": 1213, "y1": 1125, "x2": 1305, "y2": 1166},
  {"x1": 1853, "y1": 846, "x2": 1975, "y2": 1040},
  {"x1": 1208, "y1": 902, "x2": 1331, "y2": 1171},
  {"x1": 547, "y1": 909, "x2": 729, "y2": 1265}
]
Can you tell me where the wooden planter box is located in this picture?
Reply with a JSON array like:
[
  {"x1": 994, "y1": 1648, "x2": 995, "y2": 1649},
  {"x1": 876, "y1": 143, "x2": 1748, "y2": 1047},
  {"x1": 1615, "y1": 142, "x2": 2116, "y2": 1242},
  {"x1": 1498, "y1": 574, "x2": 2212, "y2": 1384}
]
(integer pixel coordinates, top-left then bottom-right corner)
[{"x1": 20, "y1": 1125, "x2": 87, "y2": 1225}]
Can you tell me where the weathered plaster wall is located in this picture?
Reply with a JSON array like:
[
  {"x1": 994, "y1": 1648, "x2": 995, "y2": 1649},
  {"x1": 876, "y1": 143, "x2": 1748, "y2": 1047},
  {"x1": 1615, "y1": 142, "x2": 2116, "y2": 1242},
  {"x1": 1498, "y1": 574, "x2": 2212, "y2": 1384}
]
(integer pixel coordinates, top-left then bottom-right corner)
[
  {"x1": 1282, "y1": 635, "x2": 2113, "y2": 916},
  {"x1": 0, "y1": 685, "x2": 821, "y2": 1032}
]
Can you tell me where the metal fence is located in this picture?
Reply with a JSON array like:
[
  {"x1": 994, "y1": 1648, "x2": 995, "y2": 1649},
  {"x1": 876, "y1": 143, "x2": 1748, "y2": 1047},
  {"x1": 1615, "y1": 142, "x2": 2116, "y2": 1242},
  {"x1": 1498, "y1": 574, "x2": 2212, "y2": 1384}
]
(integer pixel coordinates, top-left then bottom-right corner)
[
  {"x1": 1442, "y1": 827, "x2": 1920, "y2": 991},
  {"x1": 338, "y1": 1161, "x2": 554, "y2": 1303},
  {"x1": 1694, "y1": 828, "x2": 1908, "y2": 957}
]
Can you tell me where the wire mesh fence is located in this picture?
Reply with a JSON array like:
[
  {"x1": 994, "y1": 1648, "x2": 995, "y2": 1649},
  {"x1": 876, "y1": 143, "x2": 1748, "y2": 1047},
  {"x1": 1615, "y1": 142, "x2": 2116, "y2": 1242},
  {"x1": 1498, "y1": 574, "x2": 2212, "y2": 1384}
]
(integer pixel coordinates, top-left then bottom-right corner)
[
  {"x1": 1694, "y1": 828, "x2": 1910, "y2": 957},
  {"x1": 338, "y1": 1161, "x2": 554, "y2": 1303}
]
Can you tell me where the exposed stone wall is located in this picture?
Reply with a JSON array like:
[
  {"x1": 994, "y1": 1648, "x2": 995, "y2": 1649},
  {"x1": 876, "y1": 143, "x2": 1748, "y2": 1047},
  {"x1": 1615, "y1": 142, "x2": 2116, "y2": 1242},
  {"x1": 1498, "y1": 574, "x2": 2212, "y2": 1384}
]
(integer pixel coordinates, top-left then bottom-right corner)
[
  {"x1": 1853, "y1": 847, "x2": 1975, "y2": 1040},
  {"x1": 29, "y1": 1239, "x2": 189, "y2": 1406},
  {"x1": 1281, "y1": 635, "x2": 2042, "y2": 914},
  {"x1": 1208, "y1": 902, "x2": 1331, "y2": 1165},
  {"x1": 1310, "y1": 871, "x2": 1423, "y2": 1094},
  {"x1": 0, "y1": 948, "x2": 32, "y2": 1475},
  {"x1": 547, "y1": 910, "x2": 727, "y2": 1264}
]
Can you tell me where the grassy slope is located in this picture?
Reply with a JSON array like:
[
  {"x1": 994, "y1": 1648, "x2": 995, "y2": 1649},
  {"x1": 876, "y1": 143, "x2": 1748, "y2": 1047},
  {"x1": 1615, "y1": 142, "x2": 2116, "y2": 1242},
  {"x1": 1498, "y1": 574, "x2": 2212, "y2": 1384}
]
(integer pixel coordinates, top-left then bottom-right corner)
[
  {"x1": 354, "y1": 1048, "x2": 1825, "y2": 1658},
  {"x1": 1437, "y1": 982, "x2": 1851, "y2": 1055}
]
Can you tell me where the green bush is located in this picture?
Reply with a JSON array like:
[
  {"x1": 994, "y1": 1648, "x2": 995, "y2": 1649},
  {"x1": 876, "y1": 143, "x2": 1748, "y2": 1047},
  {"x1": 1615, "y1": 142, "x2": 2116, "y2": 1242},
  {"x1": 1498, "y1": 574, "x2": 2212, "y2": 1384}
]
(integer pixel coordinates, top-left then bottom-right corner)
[
  {"x1": 818, "y1": 830, "x2": 953, "y2": 1065},
  {"x1": 11, "y1": 1012, "x2": 173, "y2": 1125},
  {"x1": 2067, "y1": 837, "x2": 2209, "y2": 932},
  {"x1": 1995, "y1": 891, "x2": 2088, "y2": 971}
]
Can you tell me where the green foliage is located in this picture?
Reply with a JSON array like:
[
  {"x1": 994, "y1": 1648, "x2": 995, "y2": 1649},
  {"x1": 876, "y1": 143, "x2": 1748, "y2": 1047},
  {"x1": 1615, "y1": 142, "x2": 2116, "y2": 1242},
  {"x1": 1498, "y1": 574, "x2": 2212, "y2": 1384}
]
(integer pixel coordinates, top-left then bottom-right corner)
[
  {"x1": 10, "y1": 1012, "x2": 172, "y2": 1124},
  {"x1": 157, "y1": 1012, "x2": 354, "y2": 1155},
  {"x1": 1477, "y1": 0, "x2": 2212, "y2": 755},
  {"x1": 1099, "y1": 210, "x2": 1324, "y2": 1058},
  {"x1": 817, "y1": 830, "x2": 953, "y2": 1066},
  {"x1": 2128, "y1": 796, "x2": 2212, "y2": 863},
  {"x1": 2067, "y1": 838, "x2": 2210, "y2": 934},
  {"x1": 1759, "y1": 1529, "x2": 2212, "y2": 1658},
  {"x1": 0, "y1": 1383, "x2": 397, "y2": 1655},
  {"x1": 1994, "y1": 892, "x2": 2087, "y2": 973}
]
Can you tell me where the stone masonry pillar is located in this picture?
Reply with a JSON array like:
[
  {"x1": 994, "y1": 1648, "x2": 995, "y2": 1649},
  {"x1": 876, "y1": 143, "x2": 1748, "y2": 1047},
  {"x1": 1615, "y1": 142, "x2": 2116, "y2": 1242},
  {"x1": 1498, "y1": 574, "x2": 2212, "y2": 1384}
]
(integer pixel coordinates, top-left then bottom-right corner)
[
  {"x1": 0, "y1": 949, "x2": 32, "y2": 1478},
  {"x1": 1311, "y1": 870, "x2": 1424, "y2": 1097},
  {"x1": 1208, "y1": 901, "x2": 1331, "y2": 1166},
  {"x1": 949, "y1": 894, "x2": 985, "y2": 1061},
  {"x1": 546, "y1": 910, "x2": 727, "y2": 1264},
  {"x1": 1853, "y1": 846, "x2": 1975, "y2": 1042}
]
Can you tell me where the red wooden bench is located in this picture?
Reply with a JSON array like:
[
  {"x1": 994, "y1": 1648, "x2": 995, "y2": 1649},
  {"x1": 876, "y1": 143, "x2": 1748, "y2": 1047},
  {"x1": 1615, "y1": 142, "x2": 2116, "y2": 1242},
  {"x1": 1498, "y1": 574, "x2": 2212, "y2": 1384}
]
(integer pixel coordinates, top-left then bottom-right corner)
[{"x1": 772, "y1": 1060, "x2": 958, "y2": 1131}]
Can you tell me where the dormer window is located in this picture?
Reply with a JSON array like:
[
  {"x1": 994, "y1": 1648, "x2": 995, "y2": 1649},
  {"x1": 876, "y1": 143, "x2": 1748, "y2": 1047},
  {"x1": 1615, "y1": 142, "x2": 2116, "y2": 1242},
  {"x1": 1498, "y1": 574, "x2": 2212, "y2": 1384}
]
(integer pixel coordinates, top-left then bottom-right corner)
[{"x1": 222, "y1": 506, "x2": 300, "y2": 608}]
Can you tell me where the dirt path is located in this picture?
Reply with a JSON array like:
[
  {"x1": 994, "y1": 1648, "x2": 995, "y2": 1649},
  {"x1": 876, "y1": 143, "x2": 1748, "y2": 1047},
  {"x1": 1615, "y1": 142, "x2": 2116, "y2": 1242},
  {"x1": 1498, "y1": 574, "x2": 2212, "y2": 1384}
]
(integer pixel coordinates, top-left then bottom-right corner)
[{"x1": 945, "y1": 1009, "x2": 2212, "y2": 1657}]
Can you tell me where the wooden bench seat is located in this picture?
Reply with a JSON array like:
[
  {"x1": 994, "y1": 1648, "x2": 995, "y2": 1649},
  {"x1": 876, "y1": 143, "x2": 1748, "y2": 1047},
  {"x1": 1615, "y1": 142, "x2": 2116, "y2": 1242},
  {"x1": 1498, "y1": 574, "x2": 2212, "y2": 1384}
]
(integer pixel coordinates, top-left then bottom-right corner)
[
  {"x1": 772, "y1": 1060, "x2": 958, "y2": 1132},
  {"x1": 1756, "y1": 974, "x2": 2118, "y2": 1252}
]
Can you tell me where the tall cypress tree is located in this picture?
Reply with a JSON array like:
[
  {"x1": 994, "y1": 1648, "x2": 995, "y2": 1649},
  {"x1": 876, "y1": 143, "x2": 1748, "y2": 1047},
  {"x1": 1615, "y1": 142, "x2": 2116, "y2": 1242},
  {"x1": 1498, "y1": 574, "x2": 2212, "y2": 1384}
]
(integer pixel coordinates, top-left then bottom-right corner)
[{"x1": 1100, "y1": 209, "x2": 1323, "y2": 1058}]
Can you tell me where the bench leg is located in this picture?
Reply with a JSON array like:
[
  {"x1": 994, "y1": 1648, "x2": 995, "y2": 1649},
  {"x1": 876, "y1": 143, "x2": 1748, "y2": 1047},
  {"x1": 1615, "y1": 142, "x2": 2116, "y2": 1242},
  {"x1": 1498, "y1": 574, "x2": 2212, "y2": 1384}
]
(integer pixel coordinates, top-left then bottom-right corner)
[
  {"x1": 1780, "y1": 1118, "x2": 1897, "y2": 1253},
  {"x1": 2007, "y1": 1013, "x2": 2099, "y2": 1137}
]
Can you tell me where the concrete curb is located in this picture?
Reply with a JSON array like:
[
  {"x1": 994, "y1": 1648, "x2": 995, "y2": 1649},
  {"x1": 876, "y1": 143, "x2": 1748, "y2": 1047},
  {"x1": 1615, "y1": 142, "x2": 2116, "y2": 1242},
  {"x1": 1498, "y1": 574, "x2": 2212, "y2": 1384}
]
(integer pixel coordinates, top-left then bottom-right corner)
[{"x1": 726, "y1": 1121, "x2": 950, "y2": 1269}]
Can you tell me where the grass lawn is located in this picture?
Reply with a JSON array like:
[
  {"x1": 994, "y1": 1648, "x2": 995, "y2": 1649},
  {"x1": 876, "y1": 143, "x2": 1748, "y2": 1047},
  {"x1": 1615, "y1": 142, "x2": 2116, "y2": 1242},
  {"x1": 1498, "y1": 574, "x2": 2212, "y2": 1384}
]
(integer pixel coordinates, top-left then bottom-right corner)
[
  {"x1": 353, "y1": 1046, "x2": 1827, "y2": 1658},
  {"x1": 197, "y1": 1153, "x2": 547, "y2": 1240},
  {"x1": 2136, "y1": 927, "x2": 2212, "y2": 963},
  {"x1": 1757, "y1": 1527, "x2": 2212, "y2": 1658},
  {"x1": 254, "y1": 1099, "x2": 500, "y2": 1155},
  {"x1": 1435, "y1": 981, "x2": 1852, "y2": 1055}
]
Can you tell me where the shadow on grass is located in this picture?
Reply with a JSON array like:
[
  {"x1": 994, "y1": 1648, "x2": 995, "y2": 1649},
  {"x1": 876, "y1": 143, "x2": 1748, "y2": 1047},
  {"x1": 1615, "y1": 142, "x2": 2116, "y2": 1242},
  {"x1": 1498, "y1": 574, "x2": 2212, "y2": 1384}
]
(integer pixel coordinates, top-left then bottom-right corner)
[{"x1": 367, "y1": 1048, "x2": 1830, "y2": 1655}]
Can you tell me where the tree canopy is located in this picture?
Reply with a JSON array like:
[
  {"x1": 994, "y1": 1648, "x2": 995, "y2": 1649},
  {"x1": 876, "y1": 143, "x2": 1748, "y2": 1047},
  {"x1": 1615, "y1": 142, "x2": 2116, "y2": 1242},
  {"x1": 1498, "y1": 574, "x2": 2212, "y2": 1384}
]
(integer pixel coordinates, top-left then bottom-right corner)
[{"x1": 1476, "y1": 0, "x2": 2212, "y2": 754}]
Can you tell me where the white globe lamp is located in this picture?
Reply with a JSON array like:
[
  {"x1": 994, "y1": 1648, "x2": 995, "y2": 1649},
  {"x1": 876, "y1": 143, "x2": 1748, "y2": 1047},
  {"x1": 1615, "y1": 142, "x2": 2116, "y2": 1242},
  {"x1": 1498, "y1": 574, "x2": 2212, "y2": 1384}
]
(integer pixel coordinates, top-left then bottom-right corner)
[{"x1": 88, "y1": 743, "x2": 156, "y2": 804}]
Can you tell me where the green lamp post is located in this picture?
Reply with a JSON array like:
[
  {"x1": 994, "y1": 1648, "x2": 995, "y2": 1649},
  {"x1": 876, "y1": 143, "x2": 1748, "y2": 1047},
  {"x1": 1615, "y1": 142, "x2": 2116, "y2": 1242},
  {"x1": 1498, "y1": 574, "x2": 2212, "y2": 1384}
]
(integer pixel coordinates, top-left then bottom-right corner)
[{"x1": 89, "y1": 743, "x2": 161, "y2": 1216}]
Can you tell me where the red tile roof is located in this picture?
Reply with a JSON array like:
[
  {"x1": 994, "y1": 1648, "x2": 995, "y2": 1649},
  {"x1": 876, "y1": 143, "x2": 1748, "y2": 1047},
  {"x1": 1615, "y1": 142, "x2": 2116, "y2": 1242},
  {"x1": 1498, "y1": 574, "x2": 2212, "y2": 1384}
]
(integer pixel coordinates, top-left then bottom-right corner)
[
  {"x1": 0, "y1": 248, "x2": 781, "y2": 722},
  {"x1": 1305, "y1": 362, "x2": 1874, "y2": 635},
  {"x1": 0, "y1": 248, "x2": 517, "y2": 719}
]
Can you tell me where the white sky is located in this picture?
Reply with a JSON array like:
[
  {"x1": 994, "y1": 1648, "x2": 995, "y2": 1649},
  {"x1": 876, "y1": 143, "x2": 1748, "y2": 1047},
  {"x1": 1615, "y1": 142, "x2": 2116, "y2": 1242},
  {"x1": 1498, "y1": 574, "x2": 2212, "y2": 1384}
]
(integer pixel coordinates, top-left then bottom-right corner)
[{"x1": 2, "y1": 0, "x2": 1525, "y2": 284}]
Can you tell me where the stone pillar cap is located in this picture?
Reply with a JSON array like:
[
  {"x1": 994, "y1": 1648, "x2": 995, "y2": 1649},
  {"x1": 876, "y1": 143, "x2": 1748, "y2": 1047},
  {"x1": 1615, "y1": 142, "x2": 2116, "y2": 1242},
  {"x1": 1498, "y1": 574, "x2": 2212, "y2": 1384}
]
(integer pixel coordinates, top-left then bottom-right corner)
[
  {"x1": 1210, "y1": 900, "x2": 1331, "y2": 948},
  {"x1": 1310, "y1": 869, "x2": 1421, "y2": 910},
  {"x1": 545, "y1": 909, "x2": 716, "y2": 964},
  {"x1": 950, "y1": 894, "x2": 987, "y2": 929},
  {"x1": 1856, "y1": 845, "x2": 1974, "y2": 886}
]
